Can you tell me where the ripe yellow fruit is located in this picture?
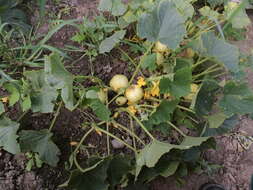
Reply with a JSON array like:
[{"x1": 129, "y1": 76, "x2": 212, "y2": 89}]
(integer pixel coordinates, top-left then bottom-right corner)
[
  {"x1": 125, "y1": 85, "x2": 143, "y2": 103},
  {"x1": 109, "y1": 74, "x2": 129, "y2": 92},
  {"x1": 115, "y1": 96, "x2": 127, "y2": 106}
]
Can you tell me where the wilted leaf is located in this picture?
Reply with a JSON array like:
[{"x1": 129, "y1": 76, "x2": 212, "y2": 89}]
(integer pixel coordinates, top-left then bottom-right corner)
[
  {"x1": 0, "y1": 117, "x2": 20, "y2": 154},
  {"x1": 19, "y1": 129, "x2": 60, "y2": 167},
  {"x1": 137, "y1": 0, "x2": 186, "y2": 50},
  {"x1": 192, "y1": 32, "x2": 239, "y2": 72},
  {"x1": 99, "y1": 30, "x2": 126, "y2": 53}
]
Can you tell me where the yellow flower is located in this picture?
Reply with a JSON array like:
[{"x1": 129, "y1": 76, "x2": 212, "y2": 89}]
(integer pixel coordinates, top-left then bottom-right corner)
[
  {"x1": 164, "y1": 93, "x2": 171, "y2": 99},
  {"x1": 150, "y1": 81, "x2": 160, "y2": 97},
  {"x1": 137, "y1": 77, "x2": 146, "y2": 87},
  {"x1": 128, "y1": 105, "x2": 137, "y2": 115},
  {"x1": 1, "y1": 97, "x2": 8, "y2": 103},
  {"x1": 191, "y1": 84, "x2": 199, "y2": 93},
  {"x1": 144, "y1": 90, "x2": 151, "y2": 99}
]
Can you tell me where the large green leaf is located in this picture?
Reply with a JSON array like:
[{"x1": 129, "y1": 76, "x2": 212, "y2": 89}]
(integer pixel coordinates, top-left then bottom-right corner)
[
  {"x1": 68, "y1": 158, "x2": 111, "y2": 190},
  {"x1": 98, "y1": 0, "x2": 127, "y2": 16},
  {"x1": 137, "y1": 0, "x2": 186, "y2": 50},
  {"x1": 0, "y1": 117, "x2": 20, "y2": 154},
  {"x1": 99, "y1": 30, "x2": 126, "y2": 53},
  {"x1": 19, "y1": 129, "x2": 60, "y2": 167},
  {"x1": 219, "y1": 81, "x2": 253, "y2": 115},
  {"x1": 148, "y1": 100, "x2": 179, "y2": 125},
  {"x1": 108, "y1": 155, "x2": 133, "y2": 187},
  {"x1": 203, "y1": 115, "x2": 239, "y2": 136},
  {"x1": 194, "y1": 79, "x2": 220, "y2": 116},
  {"x1": 192, "y1": 32, "x2": 239, "y2": 72},
  {"x1": 24, "y1": 70, "x2": 58, "y2": 113},
  {"x1": 225, "y1": 1, "x2": 250, "y2": 29},
  {"x1": 170, "y1": 0, "x2": 194, "y2": 20},
  {"x1": 160, "y1": 66, "x2": 192, "y2": 98},
  {"x1": 45, "y1": 53, "x2": 75, "y2": 111},
  {"x1": 136, "y1": 136, "x2": 209, "y2": 177}
]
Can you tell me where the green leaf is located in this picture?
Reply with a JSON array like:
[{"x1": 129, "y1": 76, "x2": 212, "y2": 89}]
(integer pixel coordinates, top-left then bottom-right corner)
[
  {"x1": 199, "y1": 6, "x2": 220, "y2": 20},
  {"x1": 220, "y1": 95, "x2": 253, "y2": 115},
  {"x1": 0, "y1": 117, "x2": 20, "y2": 154},
  {"x1": 160, "y1": 66, "x2": 192, "y2": 98},
  {"x1": 24, "y1": 70, "x2": 58, "y2": 113},
  {"x1": 4, "y1": 83, "x2": 20, "y2": 106},
  {"x1": 68, "y1": 158, "x2": 111, "y2": 190},
  {"x1": 160, "y1": 161, "x2": 180, "y2": 177},
  {"x1": 194, "y1": 79, "x2": 220, "y2": 116},
  {"x1": 219, "y1": 81, "x2": 253, "y2": 115},
  {"x1": 170, "y1": 0, "x2": 194, "y2": 20},
  {"x1": 148, "y1": 100, "x2": 179, "y2": 125},
  {"x1": 140, "y1": 53, "x2": 157, "y2": 71},
  {"x1": 192, "y1": 32, "x2": 239, "y2": 72},
  {"x1": 108, "y1": 155, "x2": 133, "y2": 187},
  {"x1": 19, "y1": 129, "x2": 60, "y2": 167},
  {"x1": 137, "y1": 0, "x2": 186, "y2": 50},
  {"x1": 98, "y1": 0, "x2": 127, "y2": 16},
  {"x1": 203, "y1": 115, "x2": 239, "y2": 136},
  {"x1": 0, "y1": 102, "x2": 4, "y2": 115},
  {"x1": 99, "y1": 30, "x2": 126, "y2": 53},
  {"x1": 225, "y1": 2, "x2": 250, "y2": 29},
  {"x1": 89, "y1": 99, "x2": 111, "y2": 121},
  {"x1": 207, "y1": 112, "x2": 227, "y2": 128},
  {"x1": 45, "y1": 53, "x2": 75, "y2": 111},
  {"x1": 21, "y1": 95, "x2": 31, "y2": 112},
  {"x1": 136, "y1": 137, "x2": 209, "y2": 177}
]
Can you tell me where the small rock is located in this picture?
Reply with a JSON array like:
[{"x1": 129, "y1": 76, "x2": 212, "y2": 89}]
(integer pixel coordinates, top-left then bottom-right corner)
[{"x1": 111, "y1": 139, "x2": 125, "y2": 149}]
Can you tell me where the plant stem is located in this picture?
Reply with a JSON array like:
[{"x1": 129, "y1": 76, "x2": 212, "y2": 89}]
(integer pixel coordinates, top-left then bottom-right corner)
[
  {"x1": 74, "y1": 127, "x2": 94, "y2": 154},
  {"x1": 192, "y1": 58, "x2": 209, "y2": 69},
  {"x1": 107, "y1": 92, "x2": 123, "y2": 105},
  {"x1": 48, "y1": 101, "x2": 62, "y2": 132},
  {"x1": 167, "y1": 121, "x2": 187, "y2": 137},
  {"x1": 129, "y1": 116, "x2": 137, "y2": 149},
  {"x1": 193, "y1": 64, "x2": 223, "y2": 80},
  {"x1": 106, "y1": 122, "x2": 110, "y2": 155},
  {"x1": 17, "y1": 110, "x2": 29, "y2": 122},
  {"x1": 124, "y1": 109, "x2": 155, "y2": 140},
  {"x1": 94, "y1": 125, "x2": 137, "y2": 152},
  {"x1": 112, "y1": 120, "x2": 145, "y2": 145},
  {"x1": 177, "y1": 105, "x2": 195, "y2": 114},
  {"x1": 129, "y1": 43, "x2": 154, "y2": 84}
]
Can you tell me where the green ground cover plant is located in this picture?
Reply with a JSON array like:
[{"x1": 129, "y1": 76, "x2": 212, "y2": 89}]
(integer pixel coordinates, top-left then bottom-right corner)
[{"x1": 0, "y1": 0, "x2": 253, "y2": 189}]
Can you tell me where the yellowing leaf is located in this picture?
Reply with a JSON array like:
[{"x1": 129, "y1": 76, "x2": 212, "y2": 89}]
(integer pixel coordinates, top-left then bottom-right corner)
[{"x1": 1, "y1": 97, "x2": 8, "y2": 103}]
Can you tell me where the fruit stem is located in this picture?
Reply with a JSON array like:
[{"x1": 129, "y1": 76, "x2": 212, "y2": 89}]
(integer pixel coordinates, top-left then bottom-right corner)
[{"x1": 167, "y1": 121, "x2": 187, "y2": 137}]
